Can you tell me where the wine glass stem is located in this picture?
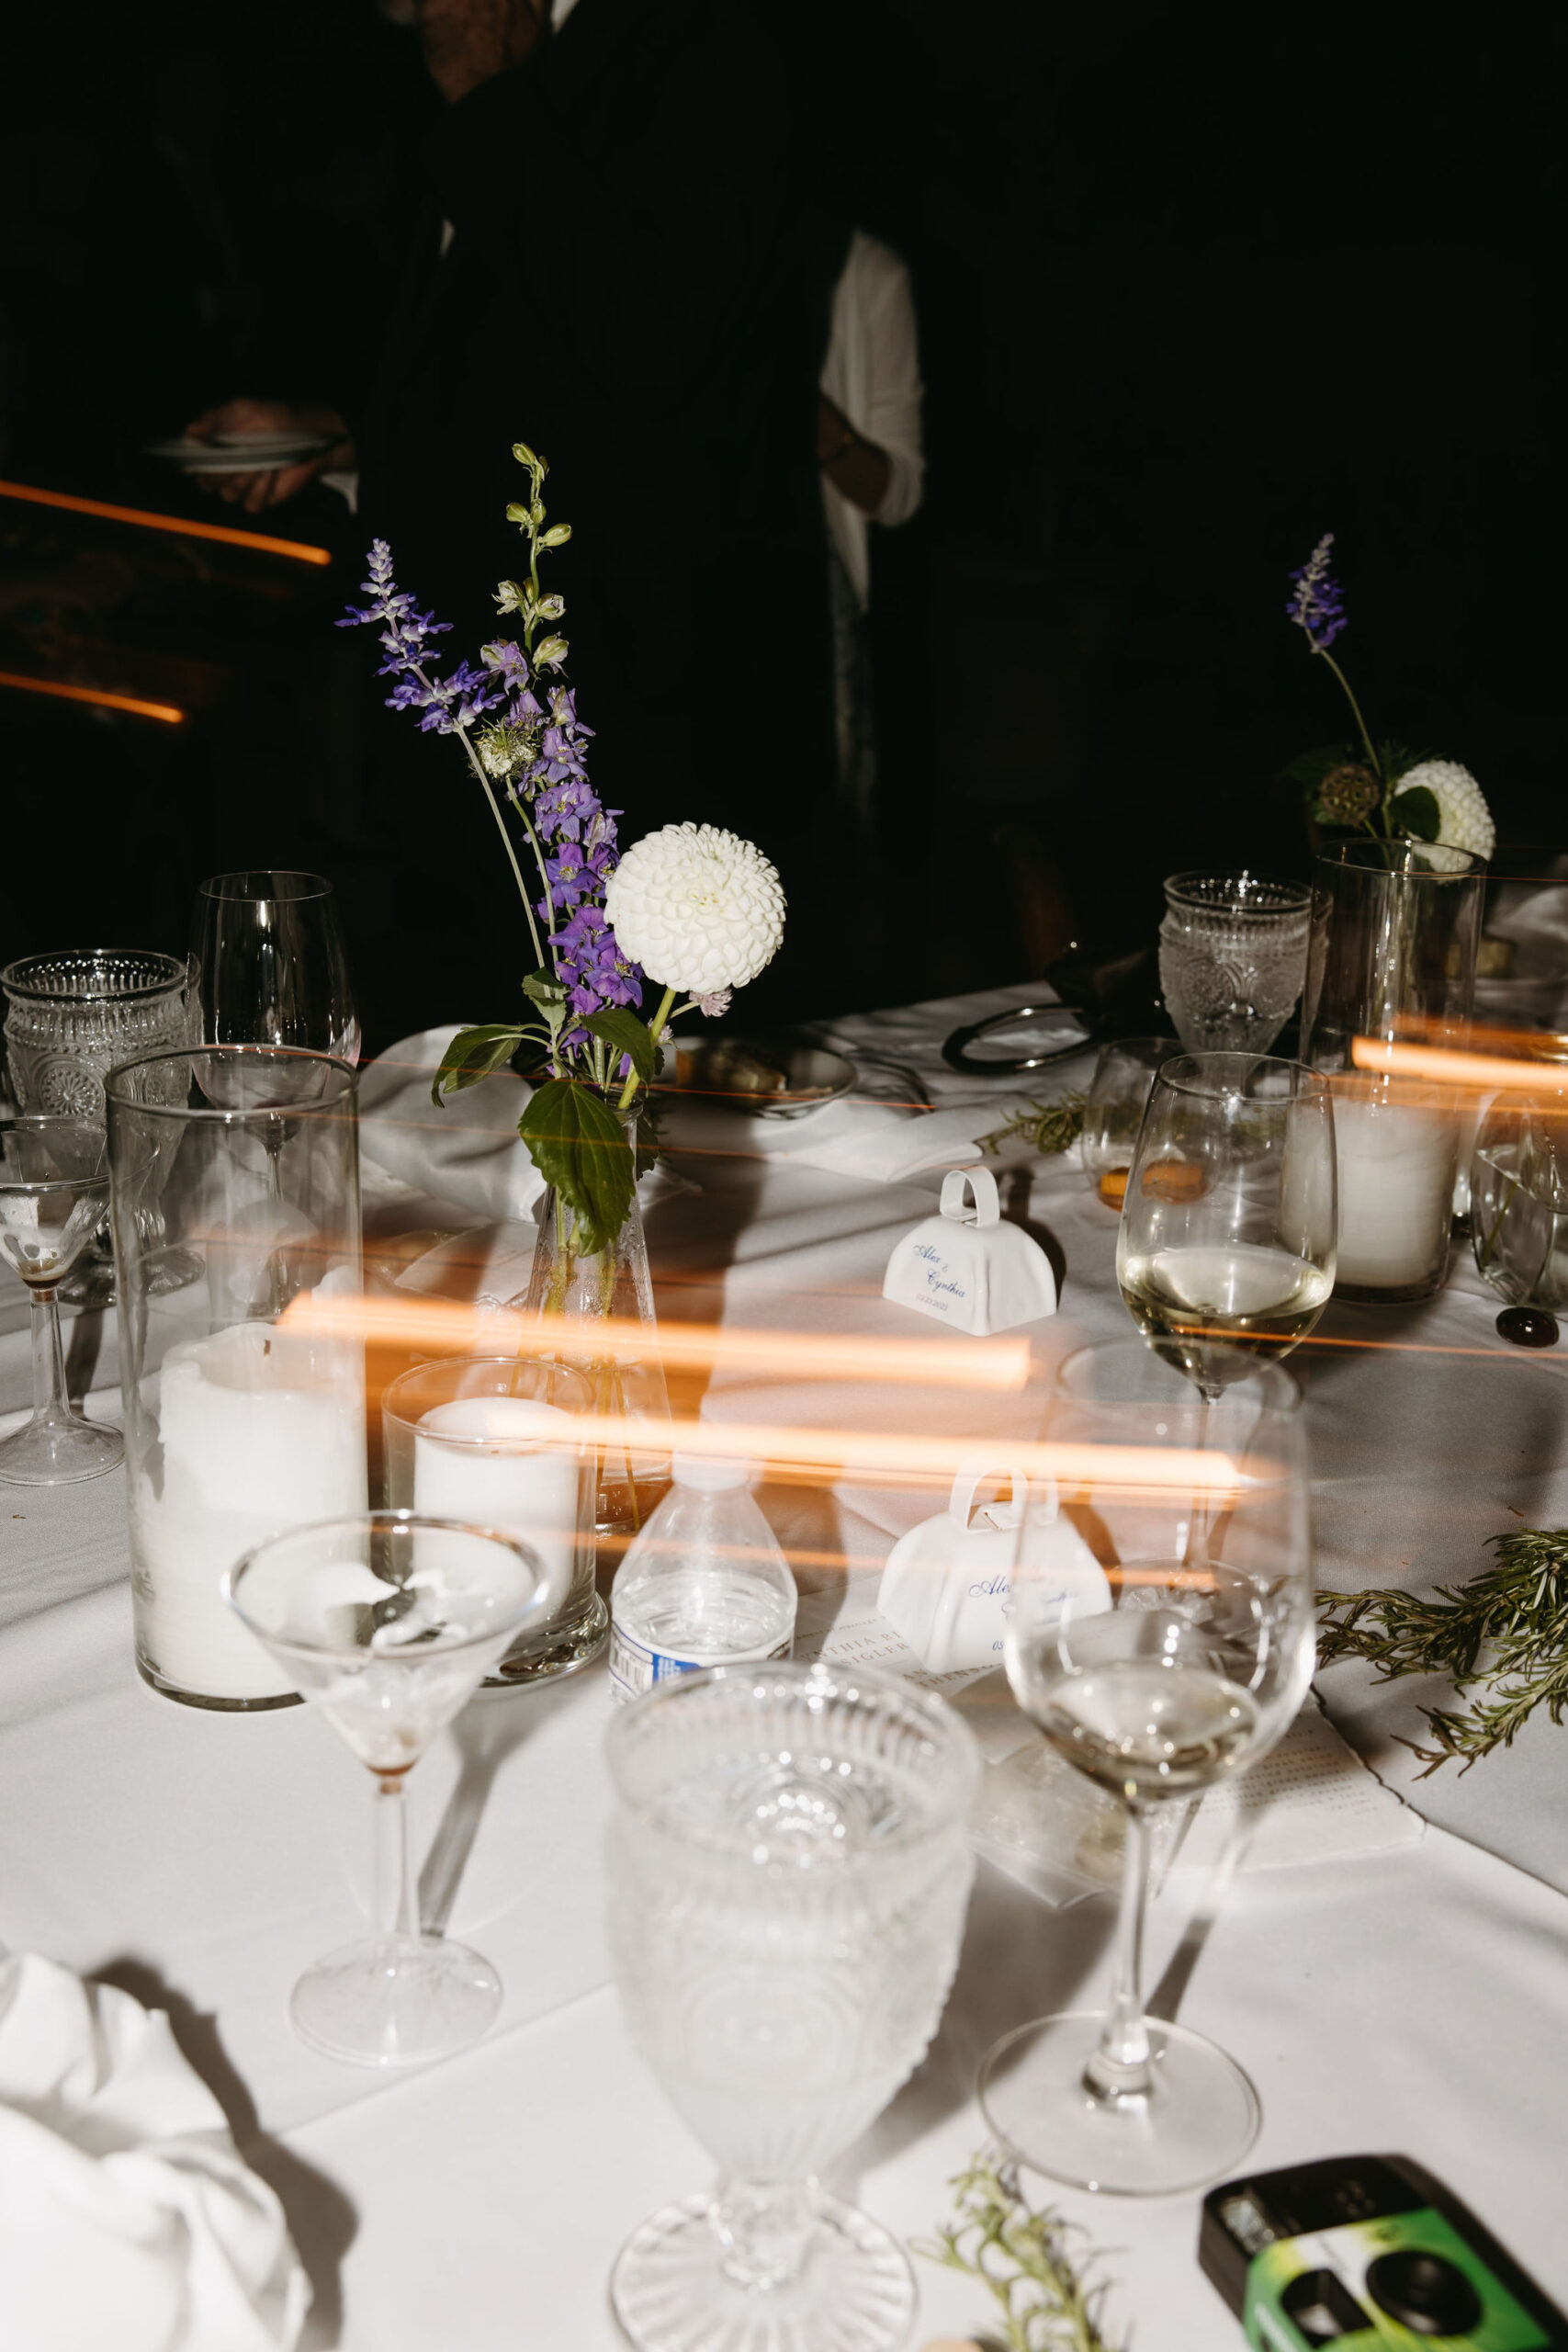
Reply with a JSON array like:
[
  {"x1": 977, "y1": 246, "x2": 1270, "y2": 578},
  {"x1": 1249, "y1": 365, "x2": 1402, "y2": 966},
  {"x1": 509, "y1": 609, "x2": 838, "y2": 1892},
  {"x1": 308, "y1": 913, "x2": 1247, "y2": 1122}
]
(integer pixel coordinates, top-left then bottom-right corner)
[
  {"x1": 373, "y1": 1772, "x2": 418, "y2": 1941},
  {"x1": 28, "y1": 1285, "x2": 72, "y2": 1427},
  {"x1": 709, "y1": 2178, "x2": 816, "y2": 2289},
  {"x1": 1085, "y1": 1801, "x2": 1155, "y2": 2103},
  {"x1": 1186, "y1": 1384, "x2": 1217, "y2": 1568}
]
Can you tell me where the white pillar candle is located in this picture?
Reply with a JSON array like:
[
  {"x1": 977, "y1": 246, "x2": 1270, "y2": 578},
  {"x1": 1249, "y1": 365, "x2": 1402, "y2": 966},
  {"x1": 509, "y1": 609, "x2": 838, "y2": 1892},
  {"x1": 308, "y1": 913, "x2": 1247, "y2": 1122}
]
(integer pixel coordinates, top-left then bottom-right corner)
[
  {"x1": 1331, "y1": 1082, "x2": 1458, "y2": 1293},
  {"x1": 411, "y1": 1397, "x2": 581, "y2": 1620},
  {"x1": 130, "y1": 1321, "x2": 367, "y2": 1701}
]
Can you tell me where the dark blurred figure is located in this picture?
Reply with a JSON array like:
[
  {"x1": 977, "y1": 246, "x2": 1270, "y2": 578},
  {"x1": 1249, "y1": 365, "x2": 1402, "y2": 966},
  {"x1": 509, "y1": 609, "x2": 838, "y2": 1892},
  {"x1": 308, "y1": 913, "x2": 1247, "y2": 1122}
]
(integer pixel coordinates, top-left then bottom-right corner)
[{"x1": 186, "y1": 0, "x2": 856, "y2": 1039}]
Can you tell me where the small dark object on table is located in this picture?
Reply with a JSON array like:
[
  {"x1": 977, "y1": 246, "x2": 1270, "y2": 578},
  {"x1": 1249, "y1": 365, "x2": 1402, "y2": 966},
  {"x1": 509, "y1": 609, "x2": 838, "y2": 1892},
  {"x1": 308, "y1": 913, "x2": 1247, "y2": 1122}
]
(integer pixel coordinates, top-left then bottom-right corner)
[{"x1": 1496, "y1": 1306, "x2": 1560, "y2": 1348}]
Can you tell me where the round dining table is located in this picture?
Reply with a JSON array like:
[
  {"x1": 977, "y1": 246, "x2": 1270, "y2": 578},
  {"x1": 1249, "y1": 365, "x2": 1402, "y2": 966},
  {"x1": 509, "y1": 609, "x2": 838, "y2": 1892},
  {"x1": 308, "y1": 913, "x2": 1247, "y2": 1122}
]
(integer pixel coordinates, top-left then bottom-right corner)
[{"x1": 3, "y1": 979, "x2": 1565, "y2": 2349}]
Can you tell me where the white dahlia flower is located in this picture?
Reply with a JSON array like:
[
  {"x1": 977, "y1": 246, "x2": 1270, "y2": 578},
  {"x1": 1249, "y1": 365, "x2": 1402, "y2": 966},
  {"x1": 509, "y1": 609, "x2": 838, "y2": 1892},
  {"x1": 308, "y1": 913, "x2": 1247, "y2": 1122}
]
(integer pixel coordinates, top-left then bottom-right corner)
[
  {"x1": 1396, "y1": 758, "x2": 1495, "y2": 863},
  {"x1": 604, "y1": 823, "x2": 786, "y2": 994}
]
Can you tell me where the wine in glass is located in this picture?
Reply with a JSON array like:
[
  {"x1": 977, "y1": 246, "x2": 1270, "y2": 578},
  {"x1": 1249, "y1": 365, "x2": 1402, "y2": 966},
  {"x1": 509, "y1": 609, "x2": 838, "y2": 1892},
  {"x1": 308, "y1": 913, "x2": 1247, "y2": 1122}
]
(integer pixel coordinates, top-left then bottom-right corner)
[
  {"x1": 978, "y1": 1339, "x2": 1314, "y2": 2194},
  {"x1": 225, "y1": 1511, "x2": 550, "y2": 2065},
  {"x1": 1116, "y1": 1053, "x2": 1337, "y2": 1399},
  {"x1": 0, "y1": 1116, "x2": 123, "y2": 1485},
  {"x1": 194, "y1": 869, "x2": 360, "y2": 1067},
  {"x1": 606, "y1": 1661, "x2": 979, "y2": 2352}
]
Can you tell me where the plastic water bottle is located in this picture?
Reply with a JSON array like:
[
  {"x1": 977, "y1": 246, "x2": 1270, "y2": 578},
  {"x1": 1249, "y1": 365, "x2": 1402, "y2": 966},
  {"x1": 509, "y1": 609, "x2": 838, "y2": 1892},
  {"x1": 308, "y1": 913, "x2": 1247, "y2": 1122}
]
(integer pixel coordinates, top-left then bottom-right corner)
[{"x1": 608, "y1": 1453, "x2": 796, "y2": 1703}]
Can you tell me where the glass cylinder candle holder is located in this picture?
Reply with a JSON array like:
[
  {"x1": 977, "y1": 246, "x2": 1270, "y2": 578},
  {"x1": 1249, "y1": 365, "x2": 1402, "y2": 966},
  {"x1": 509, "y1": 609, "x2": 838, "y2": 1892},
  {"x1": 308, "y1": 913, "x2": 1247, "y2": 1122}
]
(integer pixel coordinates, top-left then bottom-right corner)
[
  {"x1": 1301, "y1": 841, "x2": 1484, "y2": 1304},
  {"x1": 382, "y1": 1356, "x2": 605, "y2": 1684},
  {"x1": 106, "y1": 1046, "x2": 366, "y2": 1709},
  {"x1": 1080, "y1": 1035, "x2": 1176, "y2": 1210}
]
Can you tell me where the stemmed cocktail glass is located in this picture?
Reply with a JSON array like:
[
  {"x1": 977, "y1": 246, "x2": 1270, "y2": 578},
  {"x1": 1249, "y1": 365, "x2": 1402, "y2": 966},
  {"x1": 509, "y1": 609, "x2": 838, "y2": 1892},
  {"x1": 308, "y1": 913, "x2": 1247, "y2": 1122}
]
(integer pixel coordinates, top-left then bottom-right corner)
[{"x1": 226, "y1": 1510, "x2": 550, "y2": 2065}]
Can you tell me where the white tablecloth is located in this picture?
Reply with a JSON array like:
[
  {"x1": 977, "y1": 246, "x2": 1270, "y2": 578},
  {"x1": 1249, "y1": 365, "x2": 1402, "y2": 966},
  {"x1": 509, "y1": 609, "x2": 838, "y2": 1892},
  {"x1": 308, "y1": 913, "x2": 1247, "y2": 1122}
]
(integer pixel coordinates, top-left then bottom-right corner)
[{"x1": 3, "y1": 980, "x2": 1566, "y2": 2348}]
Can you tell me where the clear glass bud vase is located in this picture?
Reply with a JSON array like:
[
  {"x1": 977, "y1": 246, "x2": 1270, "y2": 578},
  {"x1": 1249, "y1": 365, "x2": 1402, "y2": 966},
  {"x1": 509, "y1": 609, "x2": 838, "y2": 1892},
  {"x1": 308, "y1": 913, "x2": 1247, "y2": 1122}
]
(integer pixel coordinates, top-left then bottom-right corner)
[{"x1": 520, "y1": 1118, "x2": 671, "y2": 1539}]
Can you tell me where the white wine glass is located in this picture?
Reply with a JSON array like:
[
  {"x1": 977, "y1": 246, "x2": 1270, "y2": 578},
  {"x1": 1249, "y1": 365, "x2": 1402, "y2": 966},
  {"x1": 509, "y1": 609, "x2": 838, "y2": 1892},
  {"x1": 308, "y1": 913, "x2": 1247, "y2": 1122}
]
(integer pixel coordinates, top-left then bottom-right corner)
[
  {"x1": 225, "y1": 1510, "x2": 551, "y2": 2065},
  {"x1": 1117, "y1": 1052, "x2": 1337, "y2": 1403},
  {"x1": 606, "y1": 1661, "x2": 980, "y2": 2352},
  {"x1": 978, "y1": 1339, "x2": 1314, "y2": 2194},
  {"x1": 194, "y1": 870, "x2": 360, "y2": 1067},
  {"x1": 0, "y1": 1115, "x2": 123, "y2": 1485}
]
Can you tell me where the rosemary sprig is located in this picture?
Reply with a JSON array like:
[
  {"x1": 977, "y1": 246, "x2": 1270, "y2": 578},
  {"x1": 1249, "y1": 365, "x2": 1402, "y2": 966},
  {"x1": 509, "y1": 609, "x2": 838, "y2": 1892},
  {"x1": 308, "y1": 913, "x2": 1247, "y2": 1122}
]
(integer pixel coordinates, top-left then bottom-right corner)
[
  {"x1": 913, "y1": 2154, "x2": 1124, "y2": 2352},
  {"x1": 1318, "y1": 1527, "x2": 1568, "y2": 1775},
  {"x1": 980, "y1": 1093, "x2": 1086, "y2": 1158}
]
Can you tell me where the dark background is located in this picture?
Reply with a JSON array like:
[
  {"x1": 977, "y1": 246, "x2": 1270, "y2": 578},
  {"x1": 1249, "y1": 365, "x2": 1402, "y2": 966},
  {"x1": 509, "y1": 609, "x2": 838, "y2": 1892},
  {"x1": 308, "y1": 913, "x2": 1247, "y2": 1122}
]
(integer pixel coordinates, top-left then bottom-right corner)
[{"x1": 2, "y1": 0, "x2": 1561, "y2": 1047}]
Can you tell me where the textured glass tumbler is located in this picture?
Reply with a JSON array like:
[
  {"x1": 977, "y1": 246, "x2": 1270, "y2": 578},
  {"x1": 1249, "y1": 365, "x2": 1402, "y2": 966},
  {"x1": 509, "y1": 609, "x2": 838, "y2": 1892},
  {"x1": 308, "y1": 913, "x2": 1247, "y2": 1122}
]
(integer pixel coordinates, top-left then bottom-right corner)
[
  {"x1": 1158, "y1": 872, "x2": 1311, "y2": 1054},
  {"x1": 606, "y1": 1661, "x2": 980, "y2": 2352}
]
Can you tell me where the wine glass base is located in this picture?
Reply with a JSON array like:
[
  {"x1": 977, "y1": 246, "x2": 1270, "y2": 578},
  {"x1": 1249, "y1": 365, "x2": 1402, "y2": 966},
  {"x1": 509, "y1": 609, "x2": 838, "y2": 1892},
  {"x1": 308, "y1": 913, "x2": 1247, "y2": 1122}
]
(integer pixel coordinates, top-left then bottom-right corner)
[
  {"x1": 979, "y1": 2009, "x2": 1259, "y2": 2197},
  {"x1": 289, "y1": 1933, "x2": 504, "y2": 2067},
  {"x1": 483, "y1": 1589, "x2": 609, "y2": 1687},
  {"x1": 611, "y1": 2189, "x2": 915, "y2": 2352},
  {"x1": 0, "y1": 1410, "x2": 123, "y2": 1487}
]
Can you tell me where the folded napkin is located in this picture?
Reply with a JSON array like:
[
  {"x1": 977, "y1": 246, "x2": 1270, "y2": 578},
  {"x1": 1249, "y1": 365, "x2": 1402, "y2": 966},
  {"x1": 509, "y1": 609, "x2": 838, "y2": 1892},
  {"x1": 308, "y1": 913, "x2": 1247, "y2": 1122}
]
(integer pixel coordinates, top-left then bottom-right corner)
[
  {"x1": 770, "y1": 1098, "x2": 1025, "y2": 1183},
  {"x1": 358, "y1": 1025, "x2": 546, "y2": 1221},
  {"x1": 0, "y1": 1954, "x2": 309, "y2": 2351}
]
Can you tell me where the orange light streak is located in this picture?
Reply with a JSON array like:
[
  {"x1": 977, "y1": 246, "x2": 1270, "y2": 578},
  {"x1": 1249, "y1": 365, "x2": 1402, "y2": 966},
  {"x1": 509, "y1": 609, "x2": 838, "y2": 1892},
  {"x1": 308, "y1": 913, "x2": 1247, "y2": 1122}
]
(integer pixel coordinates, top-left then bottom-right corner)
[
  {"x1": 0, "y1": 478, "x2": 332, "y2": 565},
  {"x1": 1351, "y1": 1035, "x2": 1568, "y2": 1098},
  {"x1": 424, "y1": 1406, "x2": 1248, "y2": 1498},
  {"x1": 0, "y1": 669, "x2": 185, "y2": 724},
  {"x1": 286, "y1": 1292, "x2": 1033, "y2": 1391}
]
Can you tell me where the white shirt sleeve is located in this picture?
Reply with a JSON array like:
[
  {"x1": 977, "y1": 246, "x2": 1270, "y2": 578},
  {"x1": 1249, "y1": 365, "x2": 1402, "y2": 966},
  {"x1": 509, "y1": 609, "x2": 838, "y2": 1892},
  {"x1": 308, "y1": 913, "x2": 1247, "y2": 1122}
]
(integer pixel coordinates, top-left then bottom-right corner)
[{"x1": 856, "y1": 244, "x2": 925, "y2": 529}]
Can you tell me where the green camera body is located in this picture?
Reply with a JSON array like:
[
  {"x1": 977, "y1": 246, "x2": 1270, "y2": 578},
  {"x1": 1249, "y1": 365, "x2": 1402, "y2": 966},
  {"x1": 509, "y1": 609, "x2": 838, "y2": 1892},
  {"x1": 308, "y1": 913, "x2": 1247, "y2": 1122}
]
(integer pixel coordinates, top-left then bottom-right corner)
[{"x1": 1199, "y1": 2154, "x2": 1568, "y2": 2349}]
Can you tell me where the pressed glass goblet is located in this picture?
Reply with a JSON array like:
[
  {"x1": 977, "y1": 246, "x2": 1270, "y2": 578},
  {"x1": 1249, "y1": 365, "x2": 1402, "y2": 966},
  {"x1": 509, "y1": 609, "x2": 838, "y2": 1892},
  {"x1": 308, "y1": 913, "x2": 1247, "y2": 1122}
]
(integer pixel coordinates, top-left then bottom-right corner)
[
  {"x1": 978, "y1": 1339, "x2": 1314, "y2": 2195},
  {"x1": 1081, "y1": 1035, "x2": 1176, "y2": 1211},
  {"x1": 606, "y1": 1660, "x2": 980, "y2": 2352},
  {"x1": 1158, "y1": 871, "x2": 1311, "y2": 1054},
  {"x1": 0, "y1": 1115, "x2": 123, "y2": 1485},
  {"x1": 194, "y1": 870, "x2": 360, "y2": 1067},
  {"x1": 225, "y1": 1510, "x2": 550, "y2": 2065},
  {"x1": 2, "y1": 948, "x2": 194, "y2": 1304}
]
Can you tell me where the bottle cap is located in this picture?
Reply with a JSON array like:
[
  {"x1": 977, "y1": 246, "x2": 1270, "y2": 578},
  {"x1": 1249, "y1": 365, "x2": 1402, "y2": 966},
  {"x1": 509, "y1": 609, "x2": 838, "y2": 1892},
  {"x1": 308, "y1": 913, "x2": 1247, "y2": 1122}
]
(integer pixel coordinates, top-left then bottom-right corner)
[{"x1": 671, "y1": 1451, "x2": 751, "y2": 1491}]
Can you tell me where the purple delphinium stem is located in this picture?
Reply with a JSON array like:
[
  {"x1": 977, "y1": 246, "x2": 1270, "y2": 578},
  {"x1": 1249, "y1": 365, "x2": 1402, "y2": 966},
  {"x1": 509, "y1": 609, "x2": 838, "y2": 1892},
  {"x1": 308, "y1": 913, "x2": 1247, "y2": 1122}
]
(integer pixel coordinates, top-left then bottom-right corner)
[
  {"x1": 1285, "y1": 532, "x2": 1383, "y2": 795},
  {"x1": 339, "y1": 543, "x2": 546, "y2": 968}
]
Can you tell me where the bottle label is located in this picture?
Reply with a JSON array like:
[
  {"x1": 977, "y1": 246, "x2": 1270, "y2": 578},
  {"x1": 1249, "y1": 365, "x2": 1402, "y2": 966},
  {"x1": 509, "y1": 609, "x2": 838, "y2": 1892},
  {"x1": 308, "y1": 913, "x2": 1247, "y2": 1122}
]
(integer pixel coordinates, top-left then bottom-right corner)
[{"x1": 609, "y1": 1619, "x2": 793, "y2": 1705}]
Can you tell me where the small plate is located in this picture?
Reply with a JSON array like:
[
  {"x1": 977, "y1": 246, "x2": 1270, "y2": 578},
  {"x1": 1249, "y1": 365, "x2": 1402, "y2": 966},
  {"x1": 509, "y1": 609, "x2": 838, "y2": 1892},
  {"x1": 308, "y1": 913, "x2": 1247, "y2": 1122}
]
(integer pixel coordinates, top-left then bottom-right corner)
[
  {"x1": 665, "y1": 1035, "x2": 855, "y2": 1120},
  {"x1": 145, "y1": 434, "x2": 337, "y2": 472}
]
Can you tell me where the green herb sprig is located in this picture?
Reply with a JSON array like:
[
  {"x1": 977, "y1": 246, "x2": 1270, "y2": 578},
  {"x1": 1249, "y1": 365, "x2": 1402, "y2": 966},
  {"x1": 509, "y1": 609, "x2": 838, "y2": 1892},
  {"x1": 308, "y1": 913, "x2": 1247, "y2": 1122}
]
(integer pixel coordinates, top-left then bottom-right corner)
[
  {"x1": 980, "y1": 1094, "x2": 1086, "y2": 1159},
  {"x1": 1318, "y1": 1526, "x2": 1568, "y2": 1774},
  {"x1": 913, "y1": 2154, "x2": 1124, "y2": 2352}
]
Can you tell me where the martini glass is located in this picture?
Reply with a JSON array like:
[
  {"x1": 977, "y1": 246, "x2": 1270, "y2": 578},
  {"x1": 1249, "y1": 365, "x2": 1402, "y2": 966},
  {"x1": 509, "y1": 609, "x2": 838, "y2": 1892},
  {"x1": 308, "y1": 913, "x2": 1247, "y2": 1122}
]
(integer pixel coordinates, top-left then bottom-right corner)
[
  {"x1": 226, "y1": 1510, "x2": 551, "y2": 2065},
  {"x1": 0, "y1": 1115, "x2": 123, "y2": 1485}
]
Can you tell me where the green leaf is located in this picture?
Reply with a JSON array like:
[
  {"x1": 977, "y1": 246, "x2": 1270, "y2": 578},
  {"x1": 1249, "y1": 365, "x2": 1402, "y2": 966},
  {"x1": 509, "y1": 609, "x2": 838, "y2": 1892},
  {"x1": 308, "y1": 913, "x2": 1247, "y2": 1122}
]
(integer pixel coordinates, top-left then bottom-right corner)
[
  {"x1": 1390, "y1": 785, "x2": 1440, "y2": 842},
  {"x1": 582, "y1": 1007, "x2": 657, "y2": 1083},
  {"x1": 518, "y1": 1080, "x2": 635, "y2": 1255},
  {"x1": 430, "y1": 1025, "x2": 525, "y2": 1107},
  {"x1": 1283, "y1": 742, "x2": 1355, "y2": 790},
  {"x1": 522, "y1": 967, "x2": 566, "y2": 1006}
]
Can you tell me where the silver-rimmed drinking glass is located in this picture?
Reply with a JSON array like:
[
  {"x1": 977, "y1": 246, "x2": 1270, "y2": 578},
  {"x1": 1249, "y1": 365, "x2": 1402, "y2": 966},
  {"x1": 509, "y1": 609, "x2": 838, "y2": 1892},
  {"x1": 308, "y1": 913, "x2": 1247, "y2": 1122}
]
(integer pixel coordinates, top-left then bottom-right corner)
[
  {"x1": 606, "y1": 1660, "x2": 979, "y2": 2352},
  {"x1": 2, "y1": 949, "x2": 195, "y2": 1303},
  {"x1": 194, "y1": 870, "x2": 360, "y2": 1067},
  {"x1": 1159, "y1": 872, "x2": 1312, "y2": 1054}
]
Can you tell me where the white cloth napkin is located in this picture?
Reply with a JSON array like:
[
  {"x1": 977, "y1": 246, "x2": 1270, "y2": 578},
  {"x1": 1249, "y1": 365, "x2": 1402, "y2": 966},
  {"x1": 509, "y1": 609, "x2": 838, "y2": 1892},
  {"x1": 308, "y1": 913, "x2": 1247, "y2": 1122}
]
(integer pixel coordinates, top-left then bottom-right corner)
[
  {"x1": 770, "y1": 1098, "x2": 1025, "y2": 1182},
  {"x1": 0, "y1": 1953, "x2": 309, "y2": 2351},
  {"x1": 358, "y1": 1025, "x2": 546, "y2": 1221}
]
